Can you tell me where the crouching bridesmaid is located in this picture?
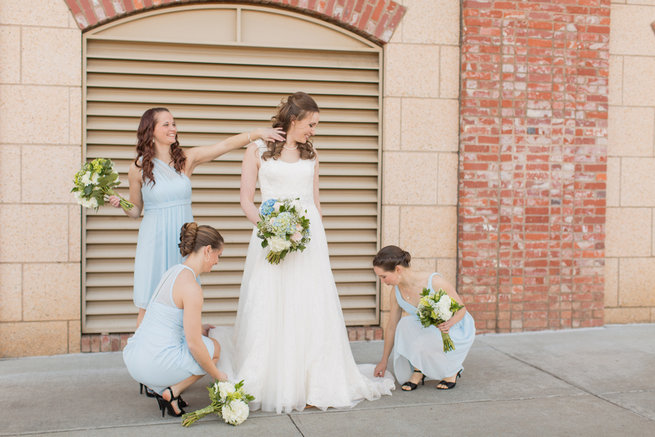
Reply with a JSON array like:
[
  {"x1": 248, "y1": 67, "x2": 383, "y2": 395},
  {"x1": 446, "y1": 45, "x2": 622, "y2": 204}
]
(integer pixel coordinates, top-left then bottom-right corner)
[
  {"x1": 372, "y1": 246, "x2": 475, "y2": 391},
  {"x1": 123, "y1": 222, "x2": 228, "y2": 417}
]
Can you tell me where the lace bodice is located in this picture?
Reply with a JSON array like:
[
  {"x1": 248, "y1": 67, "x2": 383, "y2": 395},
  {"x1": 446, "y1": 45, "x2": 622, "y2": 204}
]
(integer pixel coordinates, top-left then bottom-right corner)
[{"x1": 256, "y1": 140, "x2": 315, "y2": 206}]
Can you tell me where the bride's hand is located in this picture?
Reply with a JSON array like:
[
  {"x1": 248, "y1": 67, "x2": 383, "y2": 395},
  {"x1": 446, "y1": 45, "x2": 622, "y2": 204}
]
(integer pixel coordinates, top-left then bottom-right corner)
[
  {"x1": 215, "y1": 369, "x2": 228, "y2": 381},
  {"x1": 374, "y1": 361, "x2": 386, "y2": 377},
  {"x1": 254, "y1": 127, "x2": 285, "y2": 143}
]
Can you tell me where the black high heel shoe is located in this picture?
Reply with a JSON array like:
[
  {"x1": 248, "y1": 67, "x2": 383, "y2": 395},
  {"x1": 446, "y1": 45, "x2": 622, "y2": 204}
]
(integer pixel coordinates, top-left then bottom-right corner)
[
  {"x1": 139, "y1": 383, "x2": 156, "y2": 398},
  {"x1": 401, "y1": 369, "x2": 426, "y2": 391},
  {"x1": 436, "y1": 369, "x2": 462, "y2": 390},
  {"x1": 155, "y1": 387, "x2": 186, "y2": 417}
]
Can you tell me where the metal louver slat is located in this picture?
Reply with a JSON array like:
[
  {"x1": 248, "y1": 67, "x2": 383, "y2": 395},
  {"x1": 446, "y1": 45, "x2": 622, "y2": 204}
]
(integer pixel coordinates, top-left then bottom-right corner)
[
  {"x1": 86, "y1": 40, "x2": 380, "y2": 69},
  {"x1": 87, "y1": 58, "x2": 380, "y2": 83},
  {"x1": 82, "y1": 5, "x2": 381, "y2": 334}
]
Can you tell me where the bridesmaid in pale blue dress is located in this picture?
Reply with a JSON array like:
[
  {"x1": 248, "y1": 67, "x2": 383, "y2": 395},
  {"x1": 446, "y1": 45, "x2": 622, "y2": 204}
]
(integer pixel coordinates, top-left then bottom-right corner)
[
  {"x1": 109, "y1": 107, "x2": 284, "y2": 327},
  {"x1": 372, "y1": 246, "x2": 475, "y2": 390},
  {"x1": 123, "y1": 222, "x2": 228, "y2": 417}
]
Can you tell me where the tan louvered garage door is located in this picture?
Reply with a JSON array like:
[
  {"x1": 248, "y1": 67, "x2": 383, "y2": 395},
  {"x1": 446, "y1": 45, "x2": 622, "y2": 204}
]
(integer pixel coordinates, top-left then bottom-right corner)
[{"x1": 82, "y1": 5, "x2": 382, "y2": 334}]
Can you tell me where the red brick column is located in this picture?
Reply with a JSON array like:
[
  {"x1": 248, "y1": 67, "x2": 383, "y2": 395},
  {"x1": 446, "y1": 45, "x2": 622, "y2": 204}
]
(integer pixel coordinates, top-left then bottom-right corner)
[
  {"x1": 62, "y1": 0, "x2": 405, "y2": 43},
  {"x1": 459, "y1": 0, "x2": 609, "y2": 332}
]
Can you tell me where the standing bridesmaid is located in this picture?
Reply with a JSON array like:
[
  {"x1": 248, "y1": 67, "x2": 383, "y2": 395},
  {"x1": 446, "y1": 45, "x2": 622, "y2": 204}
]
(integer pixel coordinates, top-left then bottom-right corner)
[{"x1": 109, "y1": 107, "x2": 284, "y2": 327}]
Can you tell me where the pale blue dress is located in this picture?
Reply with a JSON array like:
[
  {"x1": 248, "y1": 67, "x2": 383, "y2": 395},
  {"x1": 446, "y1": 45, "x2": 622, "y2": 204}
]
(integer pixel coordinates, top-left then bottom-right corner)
[
  {"x1": 123, "y1": 264, "x2": 215, "y2": 395},
  {"x1": 393, "y1": 273, "x2": 476, "y2": 384},
  {"x1": 133, "y1": 158, "x2": 192, "y2": 308}
]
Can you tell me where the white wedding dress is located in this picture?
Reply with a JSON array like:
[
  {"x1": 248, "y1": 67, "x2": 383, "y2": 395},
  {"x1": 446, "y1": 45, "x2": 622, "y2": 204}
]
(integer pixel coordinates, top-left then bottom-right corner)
[{"x1": 211, "y1": 140, "x2": 394, "y2": 413}]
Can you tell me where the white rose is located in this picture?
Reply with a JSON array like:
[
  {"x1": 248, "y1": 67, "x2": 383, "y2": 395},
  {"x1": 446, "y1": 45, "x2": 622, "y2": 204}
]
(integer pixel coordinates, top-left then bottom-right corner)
[
  {"x1": 217, "y1": 381, "x2": 236, "y2": 401},
  {"x1": 80, "y1": 197, "x2": 96, "y2": 209},
  {"x1": 90, "y1": 172, "x2": 99, "y2": 184},
  {"x1": 81, "y1": 172, "x2": 92, "y2": 185},
  {"x1": 222, "y1": 399, "x2": 249, "y2": 426},
  {"x1": 273, "y1": 202, "x2": 281, "y2": 212},
  {"x1": 291, "y1": 199, "x2": 302, "y2": 211},
  {"x1": 436, "y1": 296, "x2": 452, "y2": 320},
  {"x1": 268, "y1": 236, "x2": 291, "y2": 252}
]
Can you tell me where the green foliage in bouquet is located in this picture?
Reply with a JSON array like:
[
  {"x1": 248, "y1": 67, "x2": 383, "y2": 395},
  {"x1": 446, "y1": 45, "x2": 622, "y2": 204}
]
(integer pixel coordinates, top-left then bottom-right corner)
[
  {"x1": 417, "y1": 288, "x2": 464, "y2": 352},
  {"x1": 71, "y1": 158, "x2": 133, "y2": 211}
]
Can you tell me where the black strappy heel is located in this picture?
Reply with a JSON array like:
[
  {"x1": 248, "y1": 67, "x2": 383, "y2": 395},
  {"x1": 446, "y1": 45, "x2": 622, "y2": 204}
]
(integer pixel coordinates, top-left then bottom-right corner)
[
  {"x1": 401, "y1": 369, "x2": 426, "y2": 391},
  {"x1": 436, "y1": 369, "x2": 462, "y2": 390},
  {"x1": 155, "y1": 387, "x2": 186, "y2": 417},
  {"x1": 139, "y1": 383, "x2": 156, "y2": 398}
]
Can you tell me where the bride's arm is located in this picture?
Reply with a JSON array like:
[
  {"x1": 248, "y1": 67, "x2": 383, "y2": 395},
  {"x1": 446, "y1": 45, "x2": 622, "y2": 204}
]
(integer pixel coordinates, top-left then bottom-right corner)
[
  {"x1": 240, "y1": 144, "x2": 261, "y2": 225},
  {"x1": 313, "y1": 156, "x2": 322, "y2": 218}
]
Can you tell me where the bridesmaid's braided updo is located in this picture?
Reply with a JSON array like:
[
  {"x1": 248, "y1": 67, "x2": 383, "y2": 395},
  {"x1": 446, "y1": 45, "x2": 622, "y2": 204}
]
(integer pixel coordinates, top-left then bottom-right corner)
[
  {"x1": 178, "y1": 222, "x2": 224, "y2": 257},
  {"x1": 372, "y1": 245, "x2": 411, "y2": 272}
]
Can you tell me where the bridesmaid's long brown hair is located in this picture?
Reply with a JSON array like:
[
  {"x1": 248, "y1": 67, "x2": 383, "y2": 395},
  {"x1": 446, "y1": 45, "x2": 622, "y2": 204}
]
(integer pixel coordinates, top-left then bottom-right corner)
[
  {"x1": 134, "y1": 107, "x2": 186, "y2": 185},
  {"x1": 262, "y1": 92, "x2": 318, "y2": 161}
]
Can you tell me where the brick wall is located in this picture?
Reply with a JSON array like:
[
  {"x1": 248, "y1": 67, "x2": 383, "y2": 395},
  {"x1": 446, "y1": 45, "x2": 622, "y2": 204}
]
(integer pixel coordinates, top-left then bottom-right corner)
[{"x1": 459, "y1": 0, "x2": 609, "y2": 332}]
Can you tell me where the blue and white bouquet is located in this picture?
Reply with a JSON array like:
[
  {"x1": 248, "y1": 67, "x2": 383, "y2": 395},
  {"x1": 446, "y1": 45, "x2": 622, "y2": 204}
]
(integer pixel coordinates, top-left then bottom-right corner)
[
  {"x1": 417, "y1": 288, "x2": 464, "y2": 352},
  {"x1": 182, "y1": 380, "x2": 254, "y2": 427},
  {"x1": 256, "y1": 198, "x2": 310, "y2": 264}
]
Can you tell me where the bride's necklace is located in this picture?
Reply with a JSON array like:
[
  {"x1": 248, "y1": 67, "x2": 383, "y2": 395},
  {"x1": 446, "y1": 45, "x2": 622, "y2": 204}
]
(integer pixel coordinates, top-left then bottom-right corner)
[{"x1": 283, "y1": 144, "x2": 298, "y2": 150}]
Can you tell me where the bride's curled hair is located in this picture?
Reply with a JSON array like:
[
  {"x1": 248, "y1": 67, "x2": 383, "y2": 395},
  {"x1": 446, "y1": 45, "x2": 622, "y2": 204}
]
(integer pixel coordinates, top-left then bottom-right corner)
[
  {"x1": 372, "y1": 245, "x2": 411, "y2": 272},
  {"x1": 178, "y1": 222, "x2": 224, "y2": 257},
  {"x1": 262, "y1": 92, "x2": 318, "y2": 161}
]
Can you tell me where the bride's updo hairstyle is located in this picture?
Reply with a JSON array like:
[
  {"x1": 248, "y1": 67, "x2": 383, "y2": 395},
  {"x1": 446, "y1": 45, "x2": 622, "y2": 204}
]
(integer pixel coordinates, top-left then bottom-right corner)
[
  {"x1": 372, "y1": 245, "x2": 412, "y2": 272},
  {"x1": 262, "y1": 92, "x2": 318, "y2": 161},
  {"x1": 178, "y1": 222, "x2": 224, "y2": 257}
]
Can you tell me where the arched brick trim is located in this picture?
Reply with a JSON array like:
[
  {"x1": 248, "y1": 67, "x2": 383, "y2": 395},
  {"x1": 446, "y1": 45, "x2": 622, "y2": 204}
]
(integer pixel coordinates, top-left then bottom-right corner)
[{"x1": 62, "y1": 0, "x2": 405, "y2": 43}]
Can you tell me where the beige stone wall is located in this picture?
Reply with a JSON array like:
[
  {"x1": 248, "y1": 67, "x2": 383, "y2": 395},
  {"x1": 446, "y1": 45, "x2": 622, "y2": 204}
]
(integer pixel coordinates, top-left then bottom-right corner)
[
  {"x1": 380, "y1": 0, "x2": 460, "y2": 328},
  {"x1": 0, "y1": 0, "x2": 82, "y2": 356},
  {"x1": 605, "y1": 0, "x2": 655, "y2": 323}
]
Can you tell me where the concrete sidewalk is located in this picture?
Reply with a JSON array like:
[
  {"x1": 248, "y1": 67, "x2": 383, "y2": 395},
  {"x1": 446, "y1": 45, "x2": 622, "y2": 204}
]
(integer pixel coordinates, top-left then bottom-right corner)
[{"x1": 1, "y1": 324, "x2": 654, "y2": 436}]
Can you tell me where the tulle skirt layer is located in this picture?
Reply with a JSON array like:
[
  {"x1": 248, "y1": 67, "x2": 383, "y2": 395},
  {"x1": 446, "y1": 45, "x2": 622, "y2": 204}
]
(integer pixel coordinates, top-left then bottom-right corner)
[{"x1": 212, "y1": 205, "x2": 394, "y2": 413}]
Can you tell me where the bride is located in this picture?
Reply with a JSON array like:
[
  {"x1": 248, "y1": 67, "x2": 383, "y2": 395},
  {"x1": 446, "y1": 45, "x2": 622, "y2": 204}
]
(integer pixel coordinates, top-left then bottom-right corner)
[{"x1": 228, "y1": 92, "x2": 394, "y2": 413}]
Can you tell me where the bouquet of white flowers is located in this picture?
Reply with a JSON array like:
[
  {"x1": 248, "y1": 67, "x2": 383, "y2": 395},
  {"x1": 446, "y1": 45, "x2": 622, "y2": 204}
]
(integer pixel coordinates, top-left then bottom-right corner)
[
  {"x1": 417, "y1": 288, "x2": 464, "y2": 352},
  {"x1": 256, "y1": 198, "x2": 310, "y2": 264},
  {"x1": 181, "y1": 380, "x2": 254, "y2": 427},
  {"x1": 71, "y1": 158, "x2": 133, "y2": 211}
]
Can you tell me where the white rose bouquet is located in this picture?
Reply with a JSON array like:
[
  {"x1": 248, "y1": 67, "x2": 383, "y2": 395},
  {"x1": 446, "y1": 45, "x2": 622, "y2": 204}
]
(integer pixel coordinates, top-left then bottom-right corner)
[
  {"x1": 417, "y1": 288, "x2": 464, "y2": 352},
  {"x1": 71, "y1": 158, "x2": 133, "y2": 211},
  {"x1": 256, "y1": 198, "x2": 310, "y2": 264},
  {"x1": 181, "y1": 380, "x2": 254, "y2": 427}
]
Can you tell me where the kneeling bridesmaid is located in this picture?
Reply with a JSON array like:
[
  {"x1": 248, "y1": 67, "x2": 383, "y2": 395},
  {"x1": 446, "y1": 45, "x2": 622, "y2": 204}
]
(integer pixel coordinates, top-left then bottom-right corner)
[
  {"x1": 372, "y1": 246, "x2": 475, "y2": 391},
  {"x1": 123, "y1": 222, "x2": 228, "y2": 417}
]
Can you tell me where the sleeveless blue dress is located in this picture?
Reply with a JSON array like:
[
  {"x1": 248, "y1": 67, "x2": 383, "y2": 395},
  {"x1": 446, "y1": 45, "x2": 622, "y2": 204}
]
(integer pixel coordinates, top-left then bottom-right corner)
[
  {"x1": 133, "y1": 158, "x2": 192, "y2": 308},
  {"x1": 123, "y1": 264, "x2": 215, "y2": 395},
  {"x1": 393, "y1": 273, "x2": 476, "y2": 384}
]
